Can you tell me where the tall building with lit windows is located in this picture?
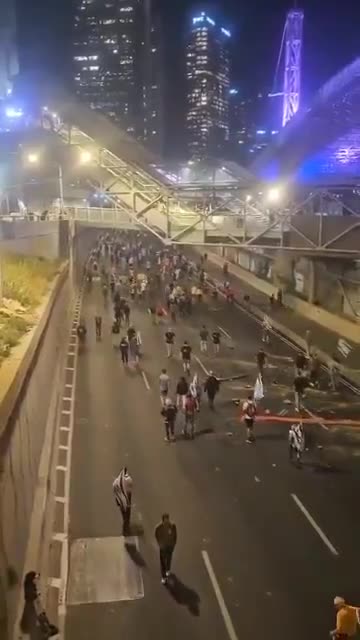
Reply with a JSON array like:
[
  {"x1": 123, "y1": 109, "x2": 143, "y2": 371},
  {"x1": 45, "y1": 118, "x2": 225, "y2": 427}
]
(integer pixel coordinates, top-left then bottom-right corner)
[
  {"x1": 0, "y1": 0, "x2": 19, "y2": 99},
  {"x1": 73, "y1": 0, "x2": 163, "y2": 153},
  {"x1": 186, "y1": 12, "x2": 231, "y2": 159}
]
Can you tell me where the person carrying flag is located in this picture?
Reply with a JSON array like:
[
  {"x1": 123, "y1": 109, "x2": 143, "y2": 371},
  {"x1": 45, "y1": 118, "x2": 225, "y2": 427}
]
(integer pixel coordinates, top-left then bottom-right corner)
[{"x1": 113, "y1": 467, "x2": 133, "y2": 535}]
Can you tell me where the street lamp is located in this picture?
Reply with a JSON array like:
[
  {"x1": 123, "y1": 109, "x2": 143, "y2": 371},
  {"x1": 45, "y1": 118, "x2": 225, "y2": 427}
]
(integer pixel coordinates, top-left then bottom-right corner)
[
  {"x1": 80, "y1": 150, "x2": 92, "y2": 164},
  {"x1": 27, "y1": 152, "x2": 39, "y2": 164},
  {"x1": 267, "y1": 187, "x2": 281, "y2": 203}
]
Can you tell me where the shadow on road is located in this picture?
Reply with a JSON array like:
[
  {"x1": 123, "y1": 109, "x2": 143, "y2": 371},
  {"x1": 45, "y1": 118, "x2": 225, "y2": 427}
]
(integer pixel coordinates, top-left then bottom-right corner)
[
  {"x1": 125, "y1": 542, "x2": 147, "y2": 568},
  {"x1": 165, "y1": 574, "x2": 201, "y2": 616}
]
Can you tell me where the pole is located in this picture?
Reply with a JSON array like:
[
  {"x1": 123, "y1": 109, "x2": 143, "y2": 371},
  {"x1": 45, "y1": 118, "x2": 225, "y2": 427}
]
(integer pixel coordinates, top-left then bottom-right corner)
[
  {"x1": 58, "y1": 164, "x2": 64, "y2": 215},
  {"x1": 68, "y1": 217, "x2": 75, "y2": 299}
]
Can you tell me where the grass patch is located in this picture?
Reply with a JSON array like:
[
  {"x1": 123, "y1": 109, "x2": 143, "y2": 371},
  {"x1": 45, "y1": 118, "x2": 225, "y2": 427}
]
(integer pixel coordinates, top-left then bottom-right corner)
[{"x1": 0, "y1": 254, "x2": 60, "y2": 364}]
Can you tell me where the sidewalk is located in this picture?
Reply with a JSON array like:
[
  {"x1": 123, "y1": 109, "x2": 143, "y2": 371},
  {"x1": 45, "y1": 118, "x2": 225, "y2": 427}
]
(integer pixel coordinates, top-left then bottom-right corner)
[{"x1": 191, "y1": 250, "x2": 360, "y2": 391}]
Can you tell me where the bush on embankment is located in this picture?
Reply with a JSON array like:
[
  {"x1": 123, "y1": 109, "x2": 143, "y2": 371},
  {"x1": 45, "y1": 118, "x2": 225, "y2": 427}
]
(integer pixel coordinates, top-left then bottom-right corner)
[{"x1": 0, "y1": 255, "x2": 61, "y2": 362}]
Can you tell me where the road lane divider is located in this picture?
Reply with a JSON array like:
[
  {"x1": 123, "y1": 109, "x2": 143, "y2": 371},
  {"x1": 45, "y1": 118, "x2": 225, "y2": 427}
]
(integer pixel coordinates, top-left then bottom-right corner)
[
  {"x1": 141, "y1": 370, "x2": 151, "y2": 390},
  {"x1": 217, "y1": 325, "x2": 232, "y2": 340},
  {"x1": 291, "y1": 493, "x2": 339, "y2": 557},
  {"x1": 194, "y1": 355, "x2": 210, "y2": 375},
  {"x1": 202, "y1": 550, "x2": 239, "y2": 640}
]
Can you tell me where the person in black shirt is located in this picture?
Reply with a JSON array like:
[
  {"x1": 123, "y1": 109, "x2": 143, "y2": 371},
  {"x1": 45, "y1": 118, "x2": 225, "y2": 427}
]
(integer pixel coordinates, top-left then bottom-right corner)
[
  {"x1": 161, "y1": 399, "x2": 178, "y2": 442},
  {"x1": 256, "y1": 348, "x2": 267, "y2": 378},
  {"x1": 212, "y1": 330, "x2": 221, "y2": 355},
  {"x1": 165, "y1": 328, "x2": 176, "y2": 358},
  {"x1": 119, "y1": 337, "x2": 129, "y2": 364},
  {"x1": 176, "y1": 376, "x2": 189, "y2": 409},
  {"x1": 180, "y1": 341, "x2": 192, "y2": 374}
]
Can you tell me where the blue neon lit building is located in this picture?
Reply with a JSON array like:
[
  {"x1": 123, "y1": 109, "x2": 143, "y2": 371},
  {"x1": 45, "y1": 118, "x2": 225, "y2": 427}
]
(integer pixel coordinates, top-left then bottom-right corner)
[
  {"x1": 186, "y1": 12, "x2": 231, "y2": 159},
  {"x1": 252, "y1": 58, "x2": 360, "y2": 185}
]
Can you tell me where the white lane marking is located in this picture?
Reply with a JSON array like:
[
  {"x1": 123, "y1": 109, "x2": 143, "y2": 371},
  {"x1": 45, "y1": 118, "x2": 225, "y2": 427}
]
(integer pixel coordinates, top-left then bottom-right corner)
[
  {"x1": 56, "y1": 466, "x2": 67, "y2": 472},
  {"x1": 194, "y1": 355, "x2": 210, "y2": 376},
  {"x1": 59, "y1": 445, "x2": 69, "y2": 451},
  {"x1": 53, "y1": 532, "x2": 66, "y2": 541},
  {"x1": 60, "y1": 426, "x2": 70, "y2": 432},
  {"x1": 61, "y1": 410, "x2": 71, "y2": 415},
  {"x1": 202, "y1": 550, "x2": 238, "y2": 640},
  {"x1": 291, "y1": 493, "x2": 339, "y2": 556},
  {"x1": 65, "y1": 384, "x2": 73, "y2": 388},
  {"x1": 141, "y1": 371, "x2": 151, "y2": 390},
  {"x1": 279, "y1": 408, "x2": 288, "y2": 416},
  {"x1": 48, "y1": 577, "x2": 61, "y2": 589},
  {"x1": 217, "y1": 325, "x2": 232, "y2": 340},
  {"x1": 303, "y1": 406, "x2": 329, "y2": 431},
  {"x1": 55, "y1": 497, "x2": 66, "y2": 505},
  {"x1": 65, "y1": 367, "x2": 75, "y2": 371},
  {"x1": 254, "y1": 476, "x2": 261, "y2": 483},
  {"x1": 68, "y1": 349, "x2": 76, "y2": 355}
]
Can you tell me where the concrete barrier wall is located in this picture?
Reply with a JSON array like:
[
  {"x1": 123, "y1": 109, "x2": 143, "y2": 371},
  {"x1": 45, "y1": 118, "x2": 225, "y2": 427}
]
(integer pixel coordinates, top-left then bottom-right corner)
[
  {"x1": 0, "y1": 221, "x2": 61, "y2": 260},
  {"x1": 0, "y1": 271, "x2": 71, "y2": 638}
]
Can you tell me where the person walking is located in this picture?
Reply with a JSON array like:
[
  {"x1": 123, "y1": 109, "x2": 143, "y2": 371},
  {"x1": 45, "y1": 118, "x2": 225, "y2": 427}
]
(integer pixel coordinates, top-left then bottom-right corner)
[
  {"x1": 95, "y1": 315, "x2": 102, "y2": 340},
  {"x1": 183, "y1": 392, "x2": 197, "y2": 439},
  {"x1": 159, "y1": 369, "x2": 170, "y2": 406},
  {"x1": 204, "y1": 372, "x2": 220, "y2": 409},
  {"x1": 113, "y1": 467, "x2": 133, "y2": 535},
  {"x1": 262, "y1": 315, "x2": 271, "y2": 343},
  {"x1": 211, "y1": 329, "x2": 221, "y2": 355},
  {"x1": 154, "y1": 514, "x2": 177, "y2": 584},
  {"x1": 294, "y1": 373, "x2": 307, "y2": 412},
  {"x1": 165, "y1": 328, "x2": 176, "y2": 358},
  {"x1": 288, "y1": 422, "x2": 305, "y2": 465},
  {"x1": 161, "y1": 398, "x2": 177, "y2": 442},
  {"x1": 330, "y1": 596, "x2": 360, "y2": 639},
  {"x1": 180, "y1": 341, "x2": 192, "y2": 374},
  {"x1": 176, "y1": 376, "x2": 189, "y2": 410},
  {"x1": 119, "y1": 336, "x2": 129, "y2": 365},
  {"x1": 242, "y1": 395, "x2": 257, "y2": 443},
  {"x1": 189, "y1": 373, "x2": 202, "y2": 411},
  {"x1": 199, "y1": 325, "x2": 209, "y2": 353},
  {"x1": 256, "y1": 348, "x2": 267, "y2": 379}
]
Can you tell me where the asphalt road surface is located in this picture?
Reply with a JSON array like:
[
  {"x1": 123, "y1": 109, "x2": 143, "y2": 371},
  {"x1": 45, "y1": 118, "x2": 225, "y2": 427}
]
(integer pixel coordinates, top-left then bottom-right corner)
[{"x1": 65, "y1": 267, "x2": 360, "y2": 640}]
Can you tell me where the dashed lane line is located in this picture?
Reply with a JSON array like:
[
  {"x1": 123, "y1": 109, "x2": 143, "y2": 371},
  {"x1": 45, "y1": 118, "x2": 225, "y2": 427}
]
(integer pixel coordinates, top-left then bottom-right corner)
[
  {"x1": 141, "y1": 370, "x2": 151, "y2": 391},
  {"x1": 291, "y1": 493, "x2": 339, "y2": 557},
  {"x1": 194, "y1": 355, "x2": 210, "y2": 376},
  {"x1": 202, "y1": 550, "x2": 239, "y2": 640},
  {"x1": 217, "y1": 325, "x2": 232, "y2": 340}
]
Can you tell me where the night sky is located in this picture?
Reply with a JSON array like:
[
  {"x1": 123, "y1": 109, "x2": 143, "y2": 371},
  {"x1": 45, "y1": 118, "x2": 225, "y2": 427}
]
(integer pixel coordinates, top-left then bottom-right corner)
[{"x1": 15, "y1": 0, "x2": 359, "y2": 154}]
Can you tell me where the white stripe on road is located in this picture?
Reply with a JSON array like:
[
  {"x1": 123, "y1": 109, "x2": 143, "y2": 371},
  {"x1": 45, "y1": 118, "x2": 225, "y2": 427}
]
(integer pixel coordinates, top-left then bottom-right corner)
[
  {"x1": 291, "y1": 493, "x2": 339, "y2": 556},
  {"x1": 303, "y1": 406, "x2": 329, "y2": 431},
  {"x1": 217, "y1": 325, "x2": 232, "y2": 340},
  {"x1": 202, "y1": 550, "x2": 238, "y2": 640},
  {"x1": 254, "y1": 476, "x2": 261, "y2": 483},
  {"x1": 279, "y1": 409, "x2": 288, "y2": 416},
  {"x1": 194, "y1": 355, "x2": 210, "y2": 376},
  {"x1": 141, "y1": 370, "x2": 151, "y2": 390}
]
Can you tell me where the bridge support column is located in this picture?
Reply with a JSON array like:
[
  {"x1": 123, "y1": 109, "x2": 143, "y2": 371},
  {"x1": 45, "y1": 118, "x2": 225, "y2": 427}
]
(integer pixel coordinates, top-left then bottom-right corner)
[{"x1": 308, "y1": 260, "x2": 316, "y2": 304}]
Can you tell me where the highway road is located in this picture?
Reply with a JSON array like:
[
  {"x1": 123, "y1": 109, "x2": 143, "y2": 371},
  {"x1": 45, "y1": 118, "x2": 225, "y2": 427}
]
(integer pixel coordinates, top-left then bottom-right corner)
[{"x1": 63, "y1": 255, "x2": 360, "y2": 640}]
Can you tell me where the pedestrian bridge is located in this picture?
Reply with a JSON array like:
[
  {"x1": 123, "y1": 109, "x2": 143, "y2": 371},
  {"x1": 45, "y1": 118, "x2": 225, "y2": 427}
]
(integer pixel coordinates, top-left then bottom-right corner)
[
  {"x1": 38, "y1": 96, "x2": 360, "y2": 257},
  {"x1": 42, "y1": 99, "x2": 282, "y2": 249}
]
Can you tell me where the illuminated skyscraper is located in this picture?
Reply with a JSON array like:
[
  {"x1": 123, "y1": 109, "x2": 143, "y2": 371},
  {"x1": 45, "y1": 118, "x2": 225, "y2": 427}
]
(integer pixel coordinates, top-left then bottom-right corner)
[
  {"x1": 73, "y1": 0, "x2": 163, "y2": 152},
  {"x1": 0, "y1": 0, "x2": 19, "y2": 99},
  {"x1": 186, "y1": 12, "x2": 231, "y2": 159}
]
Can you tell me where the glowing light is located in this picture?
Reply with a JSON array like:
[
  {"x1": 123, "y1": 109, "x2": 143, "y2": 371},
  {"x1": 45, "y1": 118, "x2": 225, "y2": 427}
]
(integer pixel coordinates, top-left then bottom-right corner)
[
  {"x1": 268, "y1": 187, "x2": 281, "y2": 202},
  {"x1": 256, "y1": 129, "x2": 266, "y2": 135},
  {"x1": 246, "y1": 194, "x2": 252, "y2": 202},
  {"x1": 27, "y1": 153, "x2": 39, "y2": 164},
  {"x1": 221, "y1": 28, "x2": 231, "y2": 37},
  {"x1": 206, "y1": 16, "x2": 215, "y2": 26},
  {"x1": 5, "y1": 107, "x2": 23, "y2": 118},
  {"x1": 80, "y1": 150, "x2": 92, "y2": 164},
  {"x1": 229, "y1": 89, "x2": 238, "y2": 95}
]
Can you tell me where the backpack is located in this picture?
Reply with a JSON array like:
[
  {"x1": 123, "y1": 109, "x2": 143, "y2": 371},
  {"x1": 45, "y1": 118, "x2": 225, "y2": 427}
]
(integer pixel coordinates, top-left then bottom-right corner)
[{"x1": 245, "y1": 402, "x2": 256, "y2": 418}]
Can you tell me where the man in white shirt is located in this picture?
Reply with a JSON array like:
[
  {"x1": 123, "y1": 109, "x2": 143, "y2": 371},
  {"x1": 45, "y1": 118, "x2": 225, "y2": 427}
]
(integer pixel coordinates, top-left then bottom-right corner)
[{"x1": 113, "y1": 467, "x2": 133, "y2": 535}]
